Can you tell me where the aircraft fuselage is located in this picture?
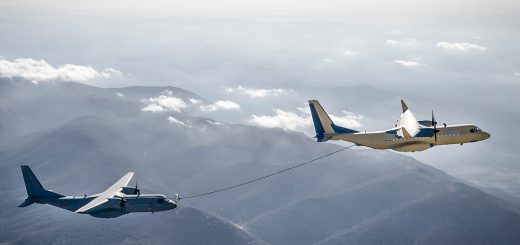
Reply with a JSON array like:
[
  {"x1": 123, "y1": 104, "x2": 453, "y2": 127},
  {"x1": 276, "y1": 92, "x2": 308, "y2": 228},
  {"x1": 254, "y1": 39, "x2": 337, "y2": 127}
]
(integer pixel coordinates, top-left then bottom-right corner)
[
  {"x1": 33, "y1": 194, "x2": 177, "y2": 218},
  {"x1": 332, "y1": 124, "x2": 490, "y2": 152},
  {"x1": 19, "y1": 166, "x2": 178, "y2": 219}
]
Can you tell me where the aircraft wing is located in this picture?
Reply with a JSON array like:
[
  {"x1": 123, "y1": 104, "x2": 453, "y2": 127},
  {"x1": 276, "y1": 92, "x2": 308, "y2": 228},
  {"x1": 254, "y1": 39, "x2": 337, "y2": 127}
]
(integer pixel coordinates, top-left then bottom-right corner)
[
  {"x1": 75, "y1": 172, "x2": 134, "y2": 213},
  {"x1": 75, "y1": 197, "x2": 109, "y2": 213}
]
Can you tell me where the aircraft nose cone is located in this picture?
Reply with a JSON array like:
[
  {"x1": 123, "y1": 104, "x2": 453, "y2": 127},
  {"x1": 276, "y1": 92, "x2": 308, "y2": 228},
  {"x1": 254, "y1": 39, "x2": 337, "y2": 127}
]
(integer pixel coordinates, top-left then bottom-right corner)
[
  {"x1": 482, "y1": 132, "x2": 490, "y2": 140},
  {"x1": 168, "y1": 200, "x2": 177, "y2": 209}
]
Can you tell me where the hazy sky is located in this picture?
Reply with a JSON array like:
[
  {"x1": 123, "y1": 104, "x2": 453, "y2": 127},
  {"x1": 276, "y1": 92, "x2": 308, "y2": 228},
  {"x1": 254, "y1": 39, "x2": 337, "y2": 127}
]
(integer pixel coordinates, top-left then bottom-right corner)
[
  {"x1": 1, "y1": 1, "x2": 519, "y2": 197},
  {"x1": 1, "y1": 0, "x2": 519, "y2": 15}
]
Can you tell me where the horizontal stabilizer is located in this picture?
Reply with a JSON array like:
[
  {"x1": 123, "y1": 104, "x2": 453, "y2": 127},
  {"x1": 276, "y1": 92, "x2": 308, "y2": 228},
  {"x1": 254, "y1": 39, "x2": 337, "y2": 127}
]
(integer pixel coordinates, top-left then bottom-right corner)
[
  {"x1": 315, "y1": 134, "x2": 333, "y2": 142},
  {"x1": 18, "y1": 198, "x2": 36, "y2": 207}
]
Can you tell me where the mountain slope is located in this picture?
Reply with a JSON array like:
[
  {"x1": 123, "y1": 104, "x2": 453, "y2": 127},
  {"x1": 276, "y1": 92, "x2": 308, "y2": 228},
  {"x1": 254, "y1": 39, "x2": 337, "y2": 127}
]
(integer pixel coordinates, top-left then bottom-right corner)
[
  {"x1": 3, "y1": 206, "x2": 264, "y2": 245},
  {"x1": 1, "y1": 114, "x2": 519, "y2": 244},
  {"x1": 1, "y1": 80, "x2": 520, "y2": 244},
  {"x1": 318, "y1": 182, "x2": 520, "y2": 245},
  {"x1": 0, "y1": 78, "x2": 205, "y2": 140}
]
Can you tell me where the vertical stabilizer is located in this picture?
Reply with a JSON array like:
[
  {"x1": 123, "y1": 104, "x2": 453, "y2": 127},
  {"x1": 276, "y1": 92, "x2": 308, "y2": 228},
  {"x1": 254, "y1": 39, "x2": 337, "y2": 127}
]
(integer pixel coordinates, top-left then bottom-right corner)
[
  {"x1": 308, "y1": 100, "x2": 335, "y2": 135},
  {"x1": 20, "y1": 165, "x2": 62, "y2": 203},
  {"x1": 308, "y1": 100, "x2": 358, "y2": 142}
]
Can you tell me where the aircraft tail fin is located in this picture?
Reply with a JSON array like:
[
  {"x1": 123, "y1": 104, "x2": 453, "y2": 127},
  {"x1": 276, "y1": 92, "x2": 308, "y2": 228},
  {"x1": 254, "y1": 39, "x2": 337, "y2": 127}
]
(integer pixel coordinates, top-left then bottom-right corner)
[
  {"x1": 20, "y1": 165, "x2": 63, "y2": 207},
  {"x1": 308, "y1": 100, "x2": 358, "y2": 142}
]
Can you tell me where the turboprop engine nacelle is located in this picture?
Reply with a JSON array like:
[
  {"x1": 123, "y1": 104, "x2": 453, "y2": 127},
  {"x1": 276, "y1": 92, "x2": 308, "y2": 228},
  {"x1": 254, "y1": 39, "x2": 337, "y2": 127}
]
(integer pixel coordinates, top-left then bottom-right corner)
[{"x1": 121, "y1": 186, "x2": 140, "y2": 195}]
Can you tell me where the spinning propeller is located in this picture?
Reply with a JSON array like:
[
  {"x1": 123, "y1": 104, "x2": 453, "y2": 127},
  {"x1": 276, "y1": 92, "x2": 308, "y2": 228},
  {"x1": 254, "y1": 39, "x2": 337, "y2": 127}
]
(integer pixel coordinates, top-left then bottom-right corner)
[
  {"x1": 134, "y1": 180, "x2": 140, "y2": 195},
  {"x1": 119, "y1": 195, "x2": 127, "y2": 212},
  {"x1": 432, "y1": 111, "x2": 440, "y2": 144}
]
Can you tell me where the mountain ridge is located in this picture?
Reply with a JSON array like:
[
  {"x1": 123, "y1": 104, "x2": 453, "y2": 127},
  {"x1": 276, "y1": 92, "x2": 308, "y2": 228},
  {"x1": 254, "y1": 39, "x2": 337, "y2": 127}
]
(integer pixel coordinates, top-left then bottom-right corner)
[{"x1": 1, "y1": 79, "x2": 519, "y2": 244}]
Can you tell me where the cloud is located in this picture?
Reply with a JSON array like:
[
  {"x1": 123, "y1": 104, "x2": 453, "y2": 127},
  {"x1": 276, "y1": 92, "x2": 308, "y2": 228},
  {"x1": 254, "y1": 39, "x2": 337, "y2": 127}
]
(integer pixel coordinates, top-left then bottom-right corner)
[
  {"x1": 206, "y1": 119, "x2": 224, "y2": 126},
  {"x1": 342, "y1": 49, "x2": 359, "y2": 56},
  {"x1": 436, "y1": 42, "x2": 487, "y2": 51},
  {"x1": 200, "y1": 100, "x2": 240, "y2": 111},
  {"x1": 142, "y1": 92, "x2": 238, "y2": 113},
  {"x1": 141, "y1": 95, "x2": 188, "y2": 113},
  {"x1": 248, "y1": 107, "x2": 362, "y2": 132},
  {"x1": 223, "y1": 85, "x2": 291, "y2": 98},
  {"x1": 322, "y1": 58, "x2": 334, "y2": 63},
  {"x1": 329, "y1": 111, "x2": 363, "y2": 128},
  {"x1": 189, "y1": 98, "x2": 202, "y2": 104},
  {"x1": 167, "y1": 116, "x2": 189, "y2": 127},
  {"x1": 394, "y1": 60, "x2": 421, "y2": 67},
  {"x1": 141, "y1": 104, "x2": 166, "y2": 112},
  {"x1": 0, "y1": 58, "x2": 122, "y2": 83},
  {"x1": 515, "y1": 72, "x2": 520, "y2": 77},
  {"x1": 385, "y1": 38, "x2": 417, "y2": 47},
  {"x1": 249, "y1": 109, "x2": 308, "y2": 131},
  {"x1": 101, "y1": 68, "x2": 123, "y2": 78},
  {"x1": 116, "y1": 92, "x2": 125, "y2": 97}
]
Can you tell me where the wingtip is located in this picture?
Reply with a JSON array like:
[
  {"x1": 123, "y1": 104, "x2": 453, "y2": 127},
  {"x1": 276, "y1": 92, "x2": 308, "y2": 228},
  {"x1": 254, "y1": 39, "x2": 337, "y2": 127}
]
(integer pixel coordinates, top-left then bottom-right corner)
[{"x1": 400, "y1": 99, "x2": 409, "y2": 113}]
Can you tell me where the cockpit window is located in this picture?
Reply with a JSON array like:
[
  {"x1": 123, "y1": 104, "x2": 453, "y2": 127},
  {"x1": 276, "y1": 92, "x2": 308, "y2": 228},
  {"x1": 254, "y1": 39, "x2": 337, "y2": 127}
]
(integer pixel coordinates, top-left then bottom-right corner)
[
  {"x1": 470, "y1": 127, "x2": 482, "y2": 133},
  {"x1": 157, "y1": 197, "x2": 165, "y2": 203}
]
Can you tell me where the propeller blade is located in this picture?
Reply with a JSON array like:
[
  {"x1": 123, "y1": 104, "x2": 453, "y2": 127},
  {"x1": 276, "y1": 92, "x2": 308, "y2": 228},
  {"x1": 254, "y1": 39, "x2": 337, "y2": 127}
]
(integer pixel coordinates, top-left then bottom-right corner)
[{"x1": 432, "y1": 110, "x2": 438, "y2": 144}]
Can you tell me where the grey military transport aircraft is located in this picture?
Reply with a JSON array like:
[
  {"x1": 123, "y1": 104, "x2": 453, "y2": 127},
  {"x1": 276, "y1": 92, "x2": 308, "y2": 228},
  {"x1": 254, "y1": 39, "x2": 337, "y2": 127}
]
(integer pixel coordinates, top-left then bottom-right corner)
[
  {"x1": 19, "y1": 166, "x2": 178, "y2": 218},
  {"x1": 309, "y1": 99, "x2": 490, "y2": 152}
]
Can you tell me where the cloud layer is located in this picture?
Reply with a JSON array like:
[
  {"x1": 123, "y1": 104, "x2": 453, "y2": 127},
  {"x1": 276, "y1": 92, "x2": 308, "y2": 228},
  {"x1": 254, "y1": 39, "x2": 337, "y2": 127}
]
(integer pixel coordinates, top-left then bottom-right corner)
[
  {"x1": 248, "y1": 107, "x2": 362, "y2": 132},
  {"x1": 141, "y1": 95, "x2": 189, "y2": 112},
  {"x1": 224, "y1": 85, "x2": 291, "y2": 98},
  {"x1": 385, "y1": 39, "x2": 417, "y2": 47},
  {"x1": 0, "y1": 58, "x2": 121, "y2": 83},
  {"x1": 394, "y1": 60, "x2": 420, "y2": 67},
  {"x1": 342, "y1": 49, "x2": 359, "y2": 56},
  {"x1": 200, "y1": 100, "x2": 241, "y2": 111},
  {"x1": 167, "y1": 116, "x2": 187, "y2": 126},
  {"x1": 141, "y1": 90, "x2": 240, "y2": 113},
  {"x1": 436, "y1": 42, "x2": 487, "y2": 51}
]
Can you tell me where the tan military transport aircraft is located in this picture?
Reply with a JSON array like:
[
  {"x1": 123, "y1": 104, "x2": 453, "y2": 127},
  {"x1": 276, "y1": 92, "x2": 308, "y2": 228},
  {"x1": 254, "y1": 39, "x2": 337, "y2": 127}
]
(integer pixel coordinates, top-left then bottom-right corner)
[{"x1": 308, "y1": 100, "x2": 490, "y2": 152}]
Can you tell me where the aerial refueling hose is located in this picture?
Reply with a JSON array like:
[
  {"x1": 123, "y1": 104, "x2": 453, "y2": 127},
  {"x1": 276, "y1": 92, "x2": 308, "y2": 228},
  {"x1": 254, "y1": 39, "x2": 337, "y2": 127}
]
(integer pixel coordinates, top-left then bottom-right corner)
[{"x1": 178, "y1": 145, "x2": 354, "y2": 200}]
